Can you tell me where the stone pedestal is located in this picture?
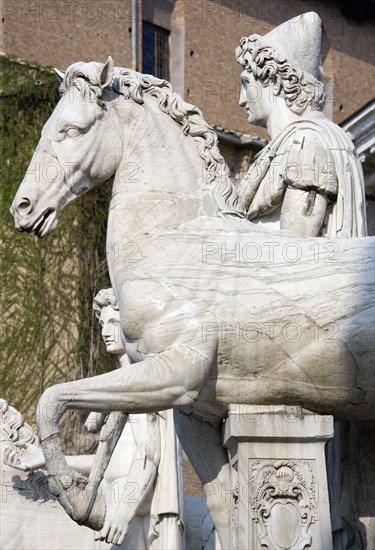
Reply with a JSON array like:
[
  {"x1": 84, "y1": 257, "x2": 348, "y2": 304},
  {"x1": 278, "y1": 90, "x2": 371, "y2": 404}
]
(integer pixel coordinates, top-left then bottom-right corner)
[{"x1": 223, "y1": 405, "x2": 334, "y2": 550}]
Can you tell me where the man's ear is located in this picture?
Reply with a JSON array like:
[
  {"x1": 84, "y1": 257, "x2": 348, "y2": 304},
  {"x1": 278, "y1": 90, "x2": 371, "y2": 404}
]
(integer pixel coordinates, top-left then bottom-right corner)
[{"x1": 100, "y1": 57, "x2": 114, "y2": 89}]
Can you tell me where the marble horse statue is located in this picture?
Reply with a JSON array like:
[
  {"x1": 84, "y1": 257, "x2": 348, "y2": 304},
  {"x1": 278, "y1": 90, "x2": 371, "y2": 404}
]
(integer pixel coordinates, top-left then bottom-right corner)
[{"x1": 10, "y1": 16, "x2": 374, "y2": 548}]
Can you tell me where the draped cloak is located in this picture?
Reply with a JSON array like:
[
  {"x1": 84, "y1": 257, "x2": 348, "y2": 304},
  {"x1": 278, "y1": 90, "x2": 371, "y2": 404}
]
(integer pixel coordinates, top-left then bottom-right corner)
[
  {"x1": 148, "y1": 410, "x2": 183, "y2": 549},
  {"x1": 238, "y1": 116, "x2": 367, "y2": 238}
]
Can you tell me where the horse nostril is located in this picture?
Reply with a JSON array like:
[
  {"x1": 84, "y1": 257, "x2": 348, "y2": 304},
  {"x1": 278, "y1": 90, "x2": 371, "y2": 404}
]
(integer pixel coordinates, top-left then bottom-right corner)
[{"x1": 18, "y1": 197, "x2": 32, "y2": 213}]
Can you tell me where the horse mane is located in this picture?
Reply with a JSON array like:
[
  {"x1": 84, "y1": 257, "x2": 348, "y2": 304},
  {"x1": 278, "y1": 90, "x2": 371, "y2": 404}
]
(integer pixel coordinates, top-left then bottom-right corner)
[{"x1": 61, "y1": 64, "x2": 246, "y2": 216}]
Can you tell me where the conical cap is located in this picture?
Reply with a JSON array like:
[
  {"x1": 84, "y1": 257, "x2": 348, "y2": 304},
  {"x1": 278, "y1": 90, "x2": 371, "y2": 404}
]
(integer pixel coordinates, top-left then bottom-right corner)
[{"x1": 256, "y1": 12, "x2": 322, "y2": 78}]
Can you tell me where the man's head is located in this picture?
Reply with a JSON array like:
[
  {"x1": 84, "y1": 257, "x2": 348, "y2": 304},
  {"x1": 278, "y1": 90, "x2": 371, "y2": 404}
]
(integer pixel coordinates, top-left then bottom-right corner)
[
  {"x1": 236, "y1": 13, "x2": 325, "y2": 123},
  {"x1": 93, "y1": 288, "x2": 125, "y2": 355}
]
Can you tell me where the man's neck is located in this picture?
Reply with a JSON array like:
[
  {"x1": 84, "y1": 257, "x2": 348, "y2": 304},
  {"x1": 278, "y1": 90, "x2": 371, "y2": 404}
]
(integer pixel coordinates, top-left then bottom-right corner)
[
  {"x1": 266, "y1": 100, "x2": 320, "y2": 140},
  {"x1": 117, "y1": 353, "x2": 130, "y2": 367}
]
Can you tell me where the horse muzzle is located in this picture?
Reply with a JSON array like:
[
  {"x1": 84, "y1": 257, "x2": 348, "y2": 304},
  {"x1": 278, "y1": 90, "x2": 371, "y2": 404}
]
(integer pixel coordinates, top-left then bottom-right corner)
[{"x1": 11, "y1": 200, "x2": 57, "y2": 238}]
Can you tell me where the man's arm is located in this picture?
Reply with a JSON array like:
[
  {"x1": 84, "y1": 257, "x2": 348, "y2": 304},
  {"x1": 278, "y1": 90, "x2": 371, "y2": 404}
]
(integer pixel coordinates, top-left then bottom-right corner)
[
  {"x1": 97, "y1": 413, "x2": 161, "y2": 546},
  {"x1": 240, "y1": 128, "x2": 337, "y2": 237},
  {"x1": 279, "y1": 129, "x2": 337, "y2": 237},
  {"x1": 280, "y1": 187, "x2": 329, "y2": 237}
]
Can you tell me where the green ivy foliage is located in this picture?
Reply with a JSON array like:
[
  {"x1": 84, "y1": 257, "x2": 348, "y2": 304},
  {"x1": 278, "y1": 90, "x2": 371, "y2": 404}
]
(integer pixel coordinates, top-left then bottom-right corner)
[{"x1": 0, "y1": 56, "x2": 115, "y2": 438}]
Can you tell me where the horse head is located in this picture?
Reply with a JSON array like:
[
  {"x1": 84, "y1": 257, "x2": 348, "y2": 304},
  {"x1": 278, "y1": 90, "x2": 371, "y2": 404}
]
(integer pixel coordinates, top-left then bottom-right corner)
[
  {"x1": 10, "y1": 57, "x2": 122, "y2": 238},
  {"x1": 11, "y1": 57, "x2": 246, "y2": 239}
]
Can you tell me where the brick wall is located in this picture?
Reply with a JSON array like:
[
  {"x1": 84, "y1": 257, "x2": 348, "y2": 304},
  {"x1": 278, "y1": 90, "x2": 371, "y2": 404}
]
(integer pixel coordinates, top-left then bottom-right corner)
[
  {"x1": 184, "y1": 454, "x2": 203, "y2": 496},
  {"x1": 2, "y1": 1, "x2": 374, "y2": 134},
  {"x1": 183, "y1": 0, "x2": 375, "y2": 134},
  {"x1": 1, "y1": 0, "x2": 134, "y2": 69}
]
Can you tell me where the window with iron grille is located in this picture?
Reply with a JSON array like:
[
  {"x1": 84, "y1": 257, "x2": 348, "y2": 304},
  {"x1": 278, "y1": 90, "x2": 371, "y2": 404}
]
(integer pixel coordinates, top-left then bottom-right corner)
[{"x1": 142, "y1": 21, "x2": 170, "y2": 80}]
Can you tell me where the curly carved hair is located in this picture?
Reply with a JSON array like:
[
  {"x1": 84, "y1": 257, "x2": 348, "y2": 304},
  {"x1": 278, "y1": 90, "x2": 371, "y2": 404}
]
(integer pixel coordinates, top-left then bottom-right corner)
[
  {"x1": 0, "y1": 398, "x2": 36, "y2": 446},
  {"x1": 93, "y1": 288, "x2": 119, "y2": 319},
  {"x1": 236, "y1": 35, "x2": 325, "y2": 115}
]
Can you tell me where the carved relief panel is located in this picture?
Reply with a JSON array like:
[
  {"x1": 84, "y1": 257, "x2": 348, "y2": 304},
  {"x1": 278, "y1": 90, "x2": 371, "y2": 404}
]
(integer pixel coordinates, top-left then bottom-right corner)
[{"x1": 248, "y1": 459, "x2": 318, "y2": 550}]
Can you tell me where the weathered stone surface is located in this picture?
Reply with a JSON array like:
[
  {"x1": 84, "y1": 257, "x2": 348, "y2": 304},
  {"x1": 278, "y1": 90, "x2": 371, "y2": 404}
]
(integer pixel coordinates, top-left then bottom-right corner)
[
  {"x1": 224, "y1": 406, "x2": 334, "y2": 549},
  {"x1": 9, "y1": 12, "x2": 374, "y2": 549}
]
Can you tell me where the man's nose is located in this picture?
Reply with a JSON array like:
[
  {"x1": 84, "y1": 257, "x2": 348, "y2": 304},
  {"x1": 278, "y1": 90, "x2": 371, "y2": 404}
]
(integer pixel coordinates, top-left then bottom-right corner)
[{"x1": 239, "y1": 86, "x2": 247, "y2": 107}]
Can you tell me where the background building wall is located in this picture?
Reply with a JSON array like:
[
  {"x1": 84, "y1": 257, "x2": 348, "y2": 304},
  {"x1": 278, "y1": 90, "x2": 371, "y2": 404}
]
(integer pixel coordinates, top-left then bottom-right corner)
[
  {"x1": 1, "y1": 0, "x2": 134, "y2": 68},
  {"x1": 182, "y1": 0, "x2": 375, "y2": 136},
  {"x1": 1, "y1": 0, "x2": 374, "y2": 135}
]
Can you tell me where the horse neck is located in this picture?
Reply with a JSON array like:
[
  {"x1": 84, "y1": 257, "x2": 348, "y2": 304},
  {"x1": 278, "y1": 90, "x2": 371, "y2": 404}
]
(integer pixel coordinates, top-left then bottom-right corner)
[{"x1": 109, "y1": 99, "x2": 205, "y2": 235}]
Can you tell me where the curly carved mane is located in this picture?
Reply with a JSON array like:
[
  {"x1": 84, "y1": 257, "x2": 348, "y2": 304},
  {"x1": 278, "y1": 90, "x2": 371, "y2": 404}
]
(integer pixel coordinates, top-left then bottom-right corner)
[{"x1": 61, "y1": 64, "x2": 246, "y2": 216}]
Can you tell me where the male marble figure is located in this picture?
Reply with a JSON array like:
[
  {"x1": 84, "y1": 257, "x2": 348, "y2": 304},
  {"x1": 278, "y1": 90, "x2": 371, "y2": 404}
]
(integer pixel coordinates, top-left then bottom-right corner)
[
  {"x1": 236, "y1": 12, "x2": 368, "y2": 547},
  {"x1": 4, "y1": 288, "x2": 183, "y2": 550},
  {"x1": 91, "y1": 288, "x2": 183, "y2": 549},
  {"x1": 236, "y1": 12, "x2": 367, "y2": 239}
]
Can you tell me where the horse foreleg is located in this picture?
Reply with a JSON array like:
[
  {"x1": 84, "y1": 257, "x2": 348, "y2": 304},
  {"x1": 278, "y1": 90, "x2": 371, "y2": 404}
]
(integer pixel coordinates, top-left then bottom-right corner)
[
  {"x1": 174, "y1": 410, "x2": 233, "y2": 550},
  {"x1": 36, "y1": 344, "x2": 213, "y2": 530},
  {"x1": 37, "y1": 344, "x2": 213, "y2": 439}
]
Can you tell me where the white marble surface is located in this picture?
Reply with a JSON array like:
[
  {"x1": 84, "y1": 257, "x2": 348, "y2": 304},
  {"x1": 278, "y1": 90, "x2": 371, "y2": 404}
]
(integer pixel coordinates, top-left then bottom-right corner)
[
  {"x1": 9, "y1": 13, "x2": 374, "y2": 549},
  {"x1": 224, "y1": 405, "x2": 334, "y2": 550}
]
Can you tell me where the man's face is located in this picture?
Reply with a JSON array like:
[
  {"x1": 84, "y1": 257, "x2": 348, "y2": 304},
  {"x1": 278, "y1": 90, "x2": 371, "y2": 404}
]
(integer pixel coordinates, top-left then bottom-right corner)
[
  {"x1": 99, "y1": 306, "x2": 125, "y2": 355},
  {"x1": 239, "y1": 70, "x2": 270, "y2": 127}
]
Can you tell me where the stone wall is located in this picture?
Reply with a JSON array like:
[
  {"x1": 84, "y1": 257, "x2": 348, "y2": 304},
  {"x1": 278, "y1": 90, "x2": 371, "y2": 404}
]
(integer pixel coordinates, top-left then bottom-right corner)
[
  {"x1": 182, "y1": 0, "x2": 375, "y2": 135},
  {"x1": 0, "y1": 0, "x2": 134, "y2": 69},
  {"x1": 1, "y1": 0, "x2": 374, "y2": 136}
]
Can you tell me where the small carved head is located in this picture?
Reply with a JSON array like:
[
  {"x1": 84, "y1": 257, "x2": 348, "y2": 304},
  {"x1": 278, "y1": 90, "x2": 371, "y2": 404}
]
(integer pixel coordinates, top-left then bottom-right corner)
[
  {"x1": 93, "y1": 288, "x2": 125, "y2": 355},
  {"x1": 0, "y1": 399, "x2": 36, "y2": 446}
]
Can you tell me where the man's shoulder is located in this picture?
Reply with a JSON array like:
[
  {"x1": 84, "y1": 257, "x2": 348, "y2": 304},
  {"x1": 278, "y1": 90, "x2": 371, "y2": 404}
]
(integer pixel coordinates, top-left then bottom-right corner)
[
  {"x1": 277, "y1": 124, "x2": 332, "y2": 155},
  {"x1": 272, "y1": 121, "x2": 338, "y2": 194}
]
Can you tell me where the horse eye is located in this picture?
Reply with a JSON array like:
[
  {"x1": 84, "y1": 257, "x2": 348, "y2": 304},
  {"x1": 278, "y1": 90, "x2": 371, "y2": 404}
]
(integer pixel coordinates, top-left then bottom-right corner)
[{"x1": 66, "y1": 127, "x2": 82, "y2": 138}]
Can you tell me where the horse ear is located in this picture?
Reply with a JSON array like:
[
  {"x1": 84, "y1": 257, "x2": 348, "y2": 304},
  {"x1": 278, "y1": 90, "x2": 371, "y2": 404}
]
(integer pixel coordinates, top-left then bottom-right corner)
[
  {"x1": 54, "y1": 68, "x2": 65, "y2": 83},
  {"x1": 100, "y1": 56, "x2": 114, "y2": 89}
]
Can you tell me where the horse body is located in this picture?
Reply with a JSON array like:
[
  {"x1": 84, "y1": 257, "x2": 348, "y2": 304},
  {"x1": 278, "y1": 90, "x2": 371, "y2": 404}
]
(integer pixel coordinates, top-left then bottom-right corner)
[
  {"x1": 108, "y1": 219, "x2": 374, "y2": 420},
  {"x1": 101, "y1": 67, "x2": 374, "y2": 421},
  {"x1": 10, "y1": 58, "x2": 375, "y2": 546}
]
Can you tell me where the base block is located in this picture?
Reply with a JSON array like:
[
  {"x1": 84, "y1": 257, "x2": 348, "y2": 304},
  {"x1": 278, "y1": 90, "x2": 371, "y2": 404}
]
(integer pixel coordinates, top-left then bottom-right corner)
[{"x1": 223, "y1": 405, "x2": 334, "y2": 550}]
